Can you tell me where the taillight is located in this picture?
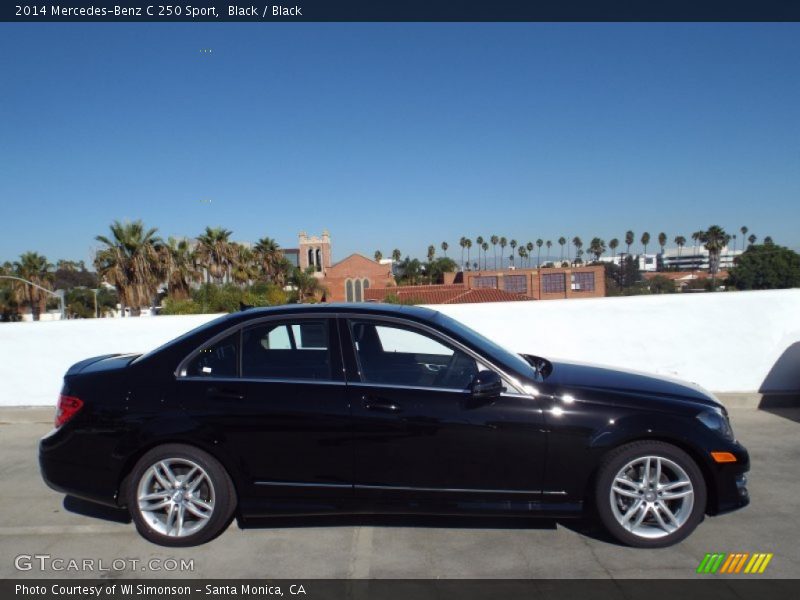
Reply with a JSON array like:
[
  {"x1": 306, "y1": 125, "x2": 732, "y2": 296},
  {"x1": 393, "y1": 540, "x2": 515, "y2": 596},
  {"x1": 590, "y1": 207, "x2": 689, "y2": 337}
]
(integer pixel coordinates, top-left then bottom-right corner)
[{"x1": 55, "y1": 394, "x2": 83, "y2": 428}]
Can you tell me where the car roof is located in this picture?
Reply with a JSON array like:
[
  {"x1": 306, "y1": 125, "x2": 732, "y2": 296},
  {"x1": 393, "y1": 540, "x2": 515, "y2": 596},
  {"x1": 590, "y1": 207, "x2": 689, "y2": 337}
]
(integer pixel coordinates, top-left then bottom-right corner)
[{"x1": 234, "y1": 303, "x2": 440, "y2": 320}]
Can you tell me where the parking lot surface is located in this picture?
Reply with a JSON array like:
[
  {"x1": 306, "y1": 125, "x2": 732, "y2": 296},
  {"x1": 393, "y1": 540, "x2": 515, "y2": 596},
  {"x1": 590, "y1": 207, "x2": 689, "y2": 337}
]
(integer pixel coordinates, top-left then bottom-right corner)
[{"x1": 1, "y1": 405, "x2": 798, "y2": 579}]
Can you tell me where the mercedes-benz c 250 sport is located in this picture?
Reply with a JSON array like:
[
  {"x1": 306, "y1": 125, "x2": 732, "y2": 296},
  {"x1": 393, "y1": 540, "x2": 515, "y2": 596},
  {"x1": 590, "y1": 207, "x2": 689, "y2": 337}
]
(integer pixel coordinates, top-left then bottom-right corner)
[{"x1": 39, "y1": 304, "x2": 749, "y2": 547}]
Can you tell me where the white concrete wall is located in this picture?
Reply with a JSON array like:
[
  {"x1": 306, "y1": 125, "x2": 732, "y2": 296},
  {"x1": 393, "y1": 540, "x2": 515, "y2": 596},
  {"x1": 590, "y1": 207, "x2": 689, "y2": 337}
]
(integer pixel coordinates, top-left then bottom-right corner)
[{"x1": 1, "y1": 289, "x2": 798, "y2": 407}]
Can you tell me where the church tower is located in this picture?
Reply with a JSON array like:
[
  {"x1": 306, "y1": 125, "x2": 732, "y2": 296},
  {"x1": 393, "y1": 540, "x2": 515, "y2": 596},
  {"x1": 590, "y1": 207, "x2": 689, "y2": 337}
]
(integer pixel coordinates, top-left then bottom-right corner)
[{"x1": 298, "y1": 230, "x2": 332, "y2": 275}]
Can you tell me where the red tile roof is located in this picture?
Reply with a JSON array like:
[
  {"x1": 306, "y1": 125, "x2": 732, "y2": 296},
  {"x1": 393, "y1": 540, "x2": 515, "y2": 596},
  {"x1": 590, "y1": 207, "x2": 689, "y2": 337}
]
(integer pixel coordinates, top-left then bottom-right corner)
[{"x1": 364, "y1": 285, "x2": 530, "y2": 305}]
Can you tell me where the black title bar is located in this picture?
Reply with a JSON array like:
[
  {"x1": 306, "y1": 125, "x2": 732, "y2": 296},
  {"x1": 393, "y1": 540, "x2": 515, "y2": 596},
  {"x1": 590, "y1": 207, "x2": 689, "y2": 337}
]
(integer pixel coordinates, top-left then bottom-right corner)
[{"x1": 4, "y1": 1, "x2": 800, "y2": 22}]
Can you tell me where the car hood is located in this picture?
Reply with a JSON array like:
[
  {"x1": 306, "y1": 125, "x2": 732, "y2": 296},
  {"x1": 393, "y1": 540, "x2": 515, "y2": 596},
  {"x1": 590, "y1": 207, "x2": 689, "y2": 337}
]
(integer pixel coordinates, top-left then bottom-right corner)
[{"x1": 541, "y1": 358, "x2": 722, "y2": 409}]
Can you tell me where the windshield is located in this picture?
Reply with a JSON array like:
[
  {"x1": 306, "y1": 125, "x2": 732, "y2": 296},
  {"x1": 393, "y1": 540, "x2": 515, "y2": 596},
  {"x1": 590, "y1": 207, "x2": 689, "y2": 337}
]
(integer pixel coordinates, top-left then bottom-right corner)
[{"x1": 432, "y1": 312, "x2": 537, "y2": 380}]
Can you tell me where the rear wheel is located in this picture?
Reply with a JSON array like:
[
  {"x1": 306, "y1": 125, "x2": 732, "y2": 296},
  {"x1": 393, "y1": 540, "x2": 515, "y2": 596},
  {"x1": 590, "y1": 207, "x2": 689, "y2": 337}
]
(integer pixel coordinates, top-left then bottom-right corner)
[
  {"x1": 127, "y1": 444, "x2": 236, "y2": 546},
  {"x1": 595, "y1": 441, "x2": 706, "y2": 548}
]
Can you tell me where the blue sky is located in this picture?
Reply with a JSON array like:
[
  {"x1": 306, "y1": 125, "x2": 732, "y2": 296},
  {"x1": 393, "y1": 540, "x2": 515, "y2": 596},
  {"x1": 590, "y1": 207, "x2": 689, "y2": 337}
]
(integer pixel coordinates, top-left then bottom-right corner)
[{"x1": 1, "y1": 23, "x2": 798, "y2": 264}]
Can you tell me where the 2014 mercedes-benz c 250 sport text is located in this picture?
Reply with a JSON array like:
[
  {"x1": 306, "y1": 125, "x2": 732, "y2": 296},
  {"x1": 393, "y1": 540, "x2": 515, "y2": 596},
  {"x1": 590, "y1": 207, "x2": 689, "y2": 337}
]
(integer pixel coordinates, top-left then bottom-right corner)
[{"x1": 39, "y1": 304, "x2": 749, "y2": 547}]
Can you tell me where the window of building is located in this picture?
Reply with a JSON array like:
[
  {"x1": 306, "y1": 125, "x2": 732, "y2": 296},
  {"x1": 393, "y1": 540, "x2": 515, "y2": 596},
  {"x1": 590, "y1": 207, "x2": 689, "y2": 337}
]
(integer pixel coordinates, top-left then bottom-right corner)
[
  {"x1": 503, "y1": 275, "x2": 528, "y2": 294},
  {"x1": 350, "y1": 320, "x2": 481, "y2": 390},
  {"x1": 241, "y1": 320, "x2": 331, "y2": 380},
  {"x1": 185, "y1": 331, "x2": 239, "y2": 378},
  {"x1": 346, "y1": 279, "x2": 354, "y2": 302},
  {"x1": 472, "y1": 276, "x2": 498, "y2": 289},
  {"x1": 542, "y1": 273, "x2": 566, "y2": 294},
  {"x1": 571, "y1": 271, "x2": 595, "y2": 292},
  {"x1": 354, "y1": 279, "x2": 363, "y2": 302}
]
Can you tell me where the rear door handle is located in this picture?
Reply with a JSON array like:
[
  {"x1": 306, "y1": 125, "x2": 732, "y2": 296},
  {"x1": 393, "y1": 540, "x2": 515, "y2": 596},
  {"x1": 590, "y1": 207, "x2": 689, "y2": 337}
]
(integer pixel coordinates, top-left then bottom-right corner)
[
  {"x1": 362, "y1": 396, "x2": 402, "y2": 413},
  {"x1": 207, "y1": 387, "x2": 245, "y2": 400}
]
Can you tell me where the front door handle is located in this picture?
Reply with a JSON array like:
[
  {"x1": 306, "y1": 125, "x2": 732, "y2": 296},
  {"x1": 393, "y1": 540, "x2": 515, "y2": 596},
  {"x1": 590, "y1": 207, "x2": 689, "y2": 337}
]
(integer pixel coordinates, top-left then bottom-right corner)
[
  {"x1": 207, "y1": 387, "x2": 245, "y2": 400},
  {"x1": 362, "y1": 396, "x2": 402, "y2": 413}
]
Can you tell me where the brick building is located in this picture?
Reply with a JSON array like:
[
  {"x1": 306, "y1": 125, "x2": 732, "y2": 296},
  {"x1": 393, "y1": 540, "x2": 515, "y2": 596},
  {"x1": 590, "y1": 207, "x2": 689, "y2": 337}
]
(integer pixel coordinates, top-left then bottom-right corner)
[
  {"x1": 365, "y1": 264, "x2": 605, "y2": 304},
  {"x1": 324, "y1": 254, "x2": 395, "y2": 302}
]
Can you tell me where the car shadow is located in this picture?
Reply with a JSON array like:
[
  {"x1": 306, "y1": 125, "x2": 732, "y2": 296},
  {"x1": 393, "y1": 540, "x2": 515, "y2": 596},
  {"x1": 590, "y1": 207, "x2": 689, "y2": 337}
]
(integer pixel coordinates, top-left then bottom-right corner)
[{"x1": 63, "y1": 495, "x2": 131, "y2": 523}]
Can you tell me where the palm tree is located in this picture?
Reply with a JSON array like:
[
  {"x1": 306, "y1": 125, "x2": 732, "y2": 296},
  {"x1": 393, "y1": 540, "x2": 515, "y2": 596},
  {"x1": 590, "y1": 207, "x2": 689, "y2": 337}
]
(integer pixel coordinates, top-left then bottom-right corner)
[
  {"x1": 290, "y1": 267, "x2": 326, "y2": 303},
  {"x1": 475, "y1": 237, "x2": 484, "y2": 270},
  {"x1": 196, "y1": 226, "x2": 234, "y2": 284},
  {"x1": 253, "y1": 236, "x2": 283, "y2": 283},
  {"x1": 609, "y1": 238, "x2": 619, "y2": 259},
  {"x1": 641, "y1": 232, "x2": 651, "y2": 258},
  {"x1": 674, "y1": 235, "x2": 686, "y2": 258},
  {"x1": 13, "y1": 252, "x2": 54, "y2": 321},
  {"x1": 748, "y1": 234, "x2": 757, "y2": 247},
  {"x1": 526, "y1": 242, "x2": 534, "y2": 267},
  {"x1": 391, "y1": 248, "x2": 402, "y2": 263},
  {"x1": 546, "y1": 240, "x2": 552, "y2": 262},
  {"x1": 440, "y1": 241, "x2": 448, "y2": 257},
  {"x1": 571, "y1": 236, "x2": 583, "y2": 264},
  {"x1": 625, "y1": 230, "x2": 634, "y2": 255},
  {"x1": 161, "y1": 237, "x2": 200, "y2": 300},
  {"x1": 481, "y1": 242, "x2": 489, "y2": 270},
  {"x1": 427, "y1": 245, "x2": 436, "y2": 263},
  {"x1": 535, "y1": 239, "x2": 543, "y2": 267},
  {"x1": 518, "y1": 246, "x2": 526, "y2": 267},
  {"x1": 374, "y1": 250, "x2": 383, "y2": 262},
  {"x1": 499, "y1": 237, "x2": 507, "y2": 269},
  {"x1": 509, "y1": 240, "x2": 518, "y2": 267},
  {"x1": 589, "y1": 237, "x2": 606, "y2": 262},
  {"x1": 740, "y1": 226, "x2": 748, "y2": 252},
  {"x1": 558, "y1": 237, "x2": 566, "y2": 262},
  {"x1": 230, "y1": 243, "x2": 259, "y2": 287},
  {"x1": 490, "y1": 235, "x2": 499, "y2": 269},
  {"x1": 764, "y1": 236, "x2": 774, "y2": 245},
  {"x1": 459, "y1": 237, "x2": 467, "y2": 270},
  {"x1": 658, "y1": 232, "x2": 667, "y2": 256},
  {"x1": 95, "y1": 220, "x2": 163, "y2": 316},
  {"x1": 699, "y1": 225, "x2": 731, "y2": 287},
  {"x1": 465, "y1": 239, "x2": 473, "y2": 270}
]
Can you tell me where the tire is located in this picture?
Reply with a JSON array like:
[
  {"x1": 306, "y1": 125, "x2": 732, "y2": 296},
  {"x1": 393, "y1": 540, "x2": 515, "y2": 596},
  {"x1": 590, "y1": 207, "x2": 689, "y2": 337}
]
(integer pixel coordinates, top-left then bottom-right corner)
[
  {"x1": 126, "y1": 443, "x2": 236, "y2": 547},
  {"x1": 595, "y1": 440, "x2": 706, "y2": 548}
]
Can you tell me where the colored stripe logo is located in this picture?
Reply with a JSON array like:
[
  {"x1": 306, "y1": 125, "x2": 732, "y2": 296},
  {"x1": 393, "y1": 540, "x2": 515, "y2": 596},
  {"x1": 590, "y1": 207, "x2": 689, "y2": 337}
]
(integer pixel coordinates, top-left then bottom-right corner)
[{"x1": 696, "y1": 552, "x2": 773, "y2": 574}]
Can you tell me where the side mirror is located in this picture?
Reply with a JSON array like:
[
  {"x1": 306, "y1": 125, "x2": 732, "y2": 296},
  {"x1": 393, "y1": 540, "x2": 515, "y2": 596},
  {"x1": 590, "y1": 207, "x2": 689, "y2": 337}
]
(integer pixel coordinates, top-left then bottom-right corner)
[{"x1": 470, "y1": 370, "x2": 505, "y2": 400}]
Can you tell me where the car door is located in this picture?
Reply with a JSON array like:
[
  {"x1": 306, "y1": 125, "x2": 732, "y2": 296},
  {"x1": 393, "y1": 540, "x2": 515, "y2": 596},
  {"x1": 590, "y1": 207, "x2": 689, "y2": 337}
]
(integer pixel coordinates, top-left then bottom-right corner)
[
  {"x1": 341, "y1": 316, "x2": 546, "y2": 506},
  {"x1": 178, "y1": 316, "x2": 352, "y2": 509}
]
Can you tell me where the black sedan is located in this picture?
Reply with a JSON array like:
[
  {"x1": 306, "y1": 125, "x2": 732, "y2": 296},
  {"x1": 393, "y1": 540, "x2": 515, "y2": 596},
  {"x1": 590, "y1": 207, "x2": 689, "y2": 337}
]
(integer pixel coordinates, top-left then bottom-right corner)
[{"x1": 40, "y1": 304, "x2": 749, "y2": 547}]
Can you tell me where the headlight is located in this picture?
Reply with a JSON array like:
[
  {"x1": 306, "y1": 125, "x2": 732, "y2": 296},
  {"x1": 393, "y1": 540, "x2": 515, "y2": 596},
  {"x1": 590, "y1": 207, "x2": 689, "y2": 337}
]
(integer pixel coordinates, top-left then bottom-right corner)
[{"x1": 697, "y1": 408, "x2": 734, "y2": 441}]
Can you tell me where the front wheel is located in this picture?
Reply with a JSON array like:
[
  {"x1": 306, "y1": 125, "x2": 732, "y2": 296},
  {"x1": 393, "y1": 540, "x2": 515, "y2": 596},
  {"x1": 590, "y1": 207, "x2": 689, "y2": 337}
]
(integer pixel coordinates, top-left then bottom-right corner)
[
  {"x1": 127, "y1": 444, "x2": 236, "y2": 546},
  {"x1": 595, "y1": 441, "x2": 706, "y2": 548}
]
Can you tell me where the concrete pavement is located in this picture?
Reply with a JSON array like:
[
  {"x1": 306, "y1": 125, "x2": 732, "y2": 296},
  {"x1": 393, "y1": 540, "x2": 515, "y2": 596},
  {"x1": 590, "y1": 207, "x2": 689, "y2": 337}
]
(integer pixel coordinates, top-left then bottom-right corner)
[{"x1": 1, "y1": 406, "x2": 798, "y2": 579}]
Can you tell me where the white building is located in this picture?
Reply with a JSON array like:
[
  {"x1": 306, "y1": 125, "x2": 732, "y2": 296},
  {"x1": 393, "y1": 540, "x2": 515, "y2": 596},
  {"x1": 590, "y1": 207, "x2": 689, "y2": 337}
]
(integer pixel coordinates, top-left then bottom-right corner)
[
  {"x1": 660, "y1": 246, "x2": 741, "y2": 271},
  {"x1": 598, "y1": 253, "x2": 658, "y2": 272}
]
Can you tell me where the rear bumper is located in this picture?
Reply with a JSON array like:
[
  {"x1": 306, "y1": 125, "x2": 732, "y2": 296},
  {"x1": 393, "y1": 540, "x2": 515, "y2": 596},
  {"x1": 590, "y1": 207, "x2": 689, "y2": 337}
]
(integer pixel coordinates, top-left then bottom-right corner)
[{"x1": 39, "y1": 429, "x2": 122, "y2": 508}]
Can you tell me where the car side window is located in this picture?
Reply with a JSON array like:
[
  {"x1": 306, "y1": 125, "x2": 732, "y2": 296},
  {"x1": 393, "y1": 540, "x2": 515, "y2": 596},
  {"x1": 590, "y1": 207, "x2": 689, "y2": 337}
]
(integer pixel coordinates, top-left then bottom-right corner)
[
  {"x1": 242, "y1": 320, "x2": 332, "y2": 381},
  {"x1": 350, "y1": 320, "x2": 480, "y2": 390},
  {"x1": 185, "y1": 331, "x2": 239, "y2": 378}
]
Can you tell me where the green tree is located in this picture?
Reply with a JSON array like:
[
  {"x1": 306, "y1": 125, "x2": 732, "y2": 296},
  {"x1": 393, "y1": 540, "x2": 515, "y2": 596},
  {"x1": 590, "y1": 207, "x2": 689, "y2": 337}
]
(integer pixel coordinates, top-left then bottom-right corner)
[
  {"x1": 674, "y1": 235, "x2": 686, "y2": 258},
  {"x1": 95, "y1": 220, "x2": 163, "y2": 316},
  {"x1": 290, "y1": 267, "x2": 327, "y2": 303},
  {"x1": 727, "y1": 244, "x2": 800, "y2": 290},
  {"x1": 481, "y1": 242, "x2": 489, "y2": 269},
  {"x1": 699, "y1": 225, "x2": 731, "y2": 286},
  {"x1": 427, "y1": 245, "x2": 436, "y2": 263},
  {"x1": 658, "y1": 232, "x2": 667, "y2": 255},
  {"x1": 392, "y1": 248, "x2": 402, "y2": 263},
  {"x1": 13, "y1": 252, "x2": 54, "y2": 320},
  {"x1": 374, "y1": 250, "x2": 383, "y2": 262},
  {"x1": 161, "y1": 237, "x2": 200, "y2": 300},
  {"x1": 740, "y1": 226, "x2": 748, "y2": 252},
  {"x1": 748, "y1": 234, "x2": 757, "y2": 247},
  {"x1": 475, "y1": 236, "x2": 484, "y2": 269},
  {"x1": 253, "y1": 236, "x2": 285, "y2": 284},
  {"x1": 558, "y1": 236, "x2": 566, "y2": 262},
  {"x1": 490, "y1": 235, "x2": 499, "y2": 269},
  {"x1": 641, "y1": 232, "x2": 651, "y2": 257},
  {"x1": 589, "y1": 237, "x2": 606, "y2": 262},
  {"x1": 440, "y1": 241, "x2": 448, "y2": 257},
  {"x1": 571, "y1": 236, "x2": 583, "y2": 264},
  {"x1": 648, "y1": 275, "x2": 677, "y2": 294},
  {"x1": 196, "y1": 226, "x2": 234, "y2": 284},
  {"x1": 464, "y1": 239, "x2": 473, "y2": 270},
  {"x1": 535, "y1": 239, "x2": 543, "y2": 267},
  {"x1": 609, "y1": 238, "x2": 619, "y2": 259},
  {"x1": 625, "y1": 230, "x2": 635, "y2": 255},
  {"x1": 509, "y1": 240, "x2": 518, "y2": 267},
  {"x1": 499, "y1": 237, "x2": 507, "y2": 268}
]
